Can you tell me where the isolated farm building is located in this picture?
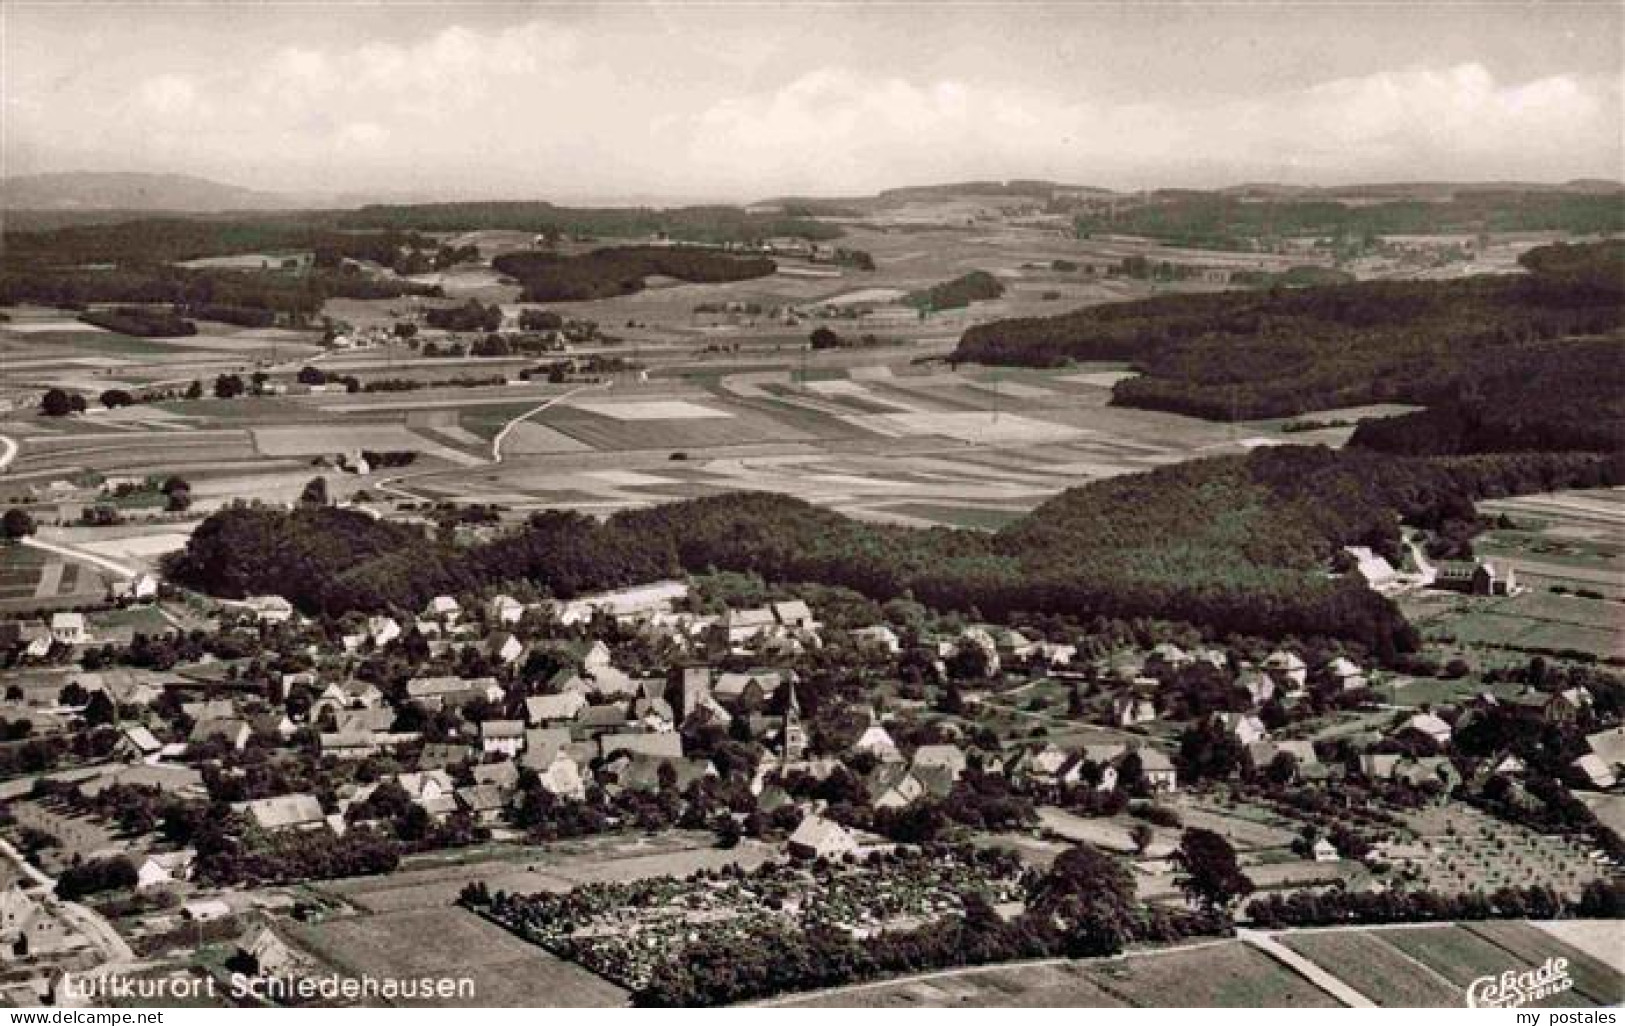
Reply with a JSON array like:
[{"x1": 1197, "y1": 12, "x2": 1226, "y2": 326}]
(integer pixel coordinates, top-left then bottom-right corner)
[
  {"x1": 49, "y1": 612, "x2": 88, "y2": 646},
  {"x1": 1433, "y1": 559, "x2": 1518, "y2": 596},
  {"x1": 787, "y1": 814, "x2": 857, "y2": 860},
  {"x1": 244, "y1": 794, "x2": 327, "y2": 833},
  {"x1": 1312, "y1": 837, "x2": 1341, "y2": 862},
  {"x1": 486, "y1": 594, "x2": 525, "y2": 625},
  {"x1": 243, "y1": 595, "x2": 294, "y2": 625},
  {"x1": 480, "y1": 720, "x2": 525, "y2": 757},
  {"x1": 525, "y1": 691, "x2": 588, "y2": 725}
]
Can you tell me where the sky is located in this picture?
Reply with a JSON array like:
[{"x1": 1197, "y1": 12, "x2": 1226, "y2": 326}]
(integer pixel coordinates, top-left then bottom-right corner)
[{"x1": 3, "y1": 1, "x2": 1621, "y2": 203}]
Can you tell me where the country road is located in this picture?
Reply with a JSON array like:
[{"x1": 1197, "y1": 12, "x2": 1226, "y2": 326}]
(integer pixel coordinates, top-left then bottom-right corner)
[
  {"x1": 373, "y1": 380, "x2": 609, "y2": 502},
  {"x1": 22, "y1": 535, "x2": 139, "y2": 579}
]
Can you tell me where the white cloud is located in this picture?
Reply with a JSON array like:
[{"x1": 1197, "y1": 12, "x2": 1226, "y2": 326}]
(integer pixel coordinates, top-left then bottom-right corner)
[
  {"x1": 684, "y1": 61, "x2": 1621, "y2": 193},
  {"x1": 13, "y1": 8, "x2": 1619, "y2": 199}
]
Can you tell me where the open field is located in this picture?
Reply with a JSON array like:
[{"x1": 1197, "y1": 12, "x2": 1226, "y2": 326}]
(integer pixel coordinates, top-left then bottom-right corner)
[
  {"x1": 316, "y1": 832, "x2": 772, "y2": 914},
  {"x1": 287, "y1": 907, "x2": 628, "y2": 1007},
  {"x1": 1376, "y1": 925, "x2": 1591, "y2": 1006},
  {"x1": 1280, "y1": 929, "x2": 1464, "y2": 1006}
]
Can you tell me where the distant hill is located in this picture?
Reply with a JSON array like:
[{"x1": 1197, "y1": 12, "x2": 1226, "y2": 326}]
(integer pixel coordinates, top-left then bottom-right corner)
[{"x1": 0, "y1": 172, "x2": 298, "y2": 212}]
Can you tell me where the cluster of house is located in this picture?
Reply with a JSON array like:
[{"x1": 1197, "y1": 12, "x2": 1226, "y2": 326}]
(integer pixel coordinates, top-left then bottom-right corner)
[
  {"x1": 0, "y1": 612, "x2": 94, "y2": 658},
  {"x1": 1098, "y1": 643, "x2": 1370, "y2": 729}
]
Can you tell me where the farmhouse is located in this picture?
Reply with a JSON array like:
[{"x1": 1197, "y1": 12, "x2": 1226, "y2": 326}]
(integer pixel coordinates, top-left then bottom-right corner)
[
  {"x1": 1433, "y1": 559, "x2": 1519, "y2": 596},
  {"x1": 525, "y1": 691, "x2": 588, "y2": 725},
  {"x1": 49, "y1": 612, "x2": 88, "y2": 646}
]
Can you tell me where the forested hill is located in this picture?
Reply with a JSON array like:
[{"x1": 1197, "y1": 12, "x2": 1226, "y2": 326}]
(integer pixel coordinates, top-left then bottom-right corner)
[
  {"x1": 951, "y1": 241, "x2": 1624, "y2": 450},
  {"x1": 166, "y1": 447, "x2": 1621, "y2": 655}
]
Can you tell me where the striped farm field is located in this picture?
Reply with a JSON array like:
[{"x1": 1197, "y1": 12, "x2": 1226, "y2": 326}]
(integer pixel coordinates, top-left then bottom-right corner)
[
  {"x1": 1280, "y1": 930, "x2": 1462, "y2": 1007},
  {"x1": 1462, "y1": 921, "x2": 1624, "y2": 1005},
  {"x1": 537, "y1": 403, "x2": 810, "y2": 451},
  {"x1": 1375, "y1": 926, "x2": 1590, "y2": 1007}
]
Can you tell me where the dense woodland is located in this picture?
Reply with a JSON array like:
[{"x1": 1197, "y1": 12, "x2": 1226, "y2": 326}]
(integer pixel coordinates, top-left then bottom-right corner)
[
  {"x1": 1069, "y1": 189, "x2": 1625, "y2": 250},
  {"x1": 491, "y1": 246, "x2": 776, "y2": 302},
  {"x1": 953, "y1": 241, "x2": 1625, "y2": 445},
  {"x1": 335, "y1": 202, "x2": 841, "y2": 243},
  {"x1": 166, "y1": 446, "x2": 1620, "y2": 655},
  {"x1": 905, "y1": 270, "x2": 1006, "y2": 311}
]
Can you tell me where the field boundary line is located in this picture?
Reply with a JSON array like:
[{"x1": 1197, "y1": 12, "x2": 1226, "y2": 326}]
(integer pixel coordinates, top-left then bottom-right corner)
[{"x1": 1239, "y1": 928, "x2": 1374, "y2": 1008}]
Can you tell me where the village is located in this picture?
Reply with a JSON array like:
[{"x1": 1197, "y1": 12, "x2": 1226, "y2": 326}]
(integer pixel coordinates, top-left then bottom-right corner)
[{"x1": 0, "y1": 537, "x2": 1620, "y2": 1006}]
